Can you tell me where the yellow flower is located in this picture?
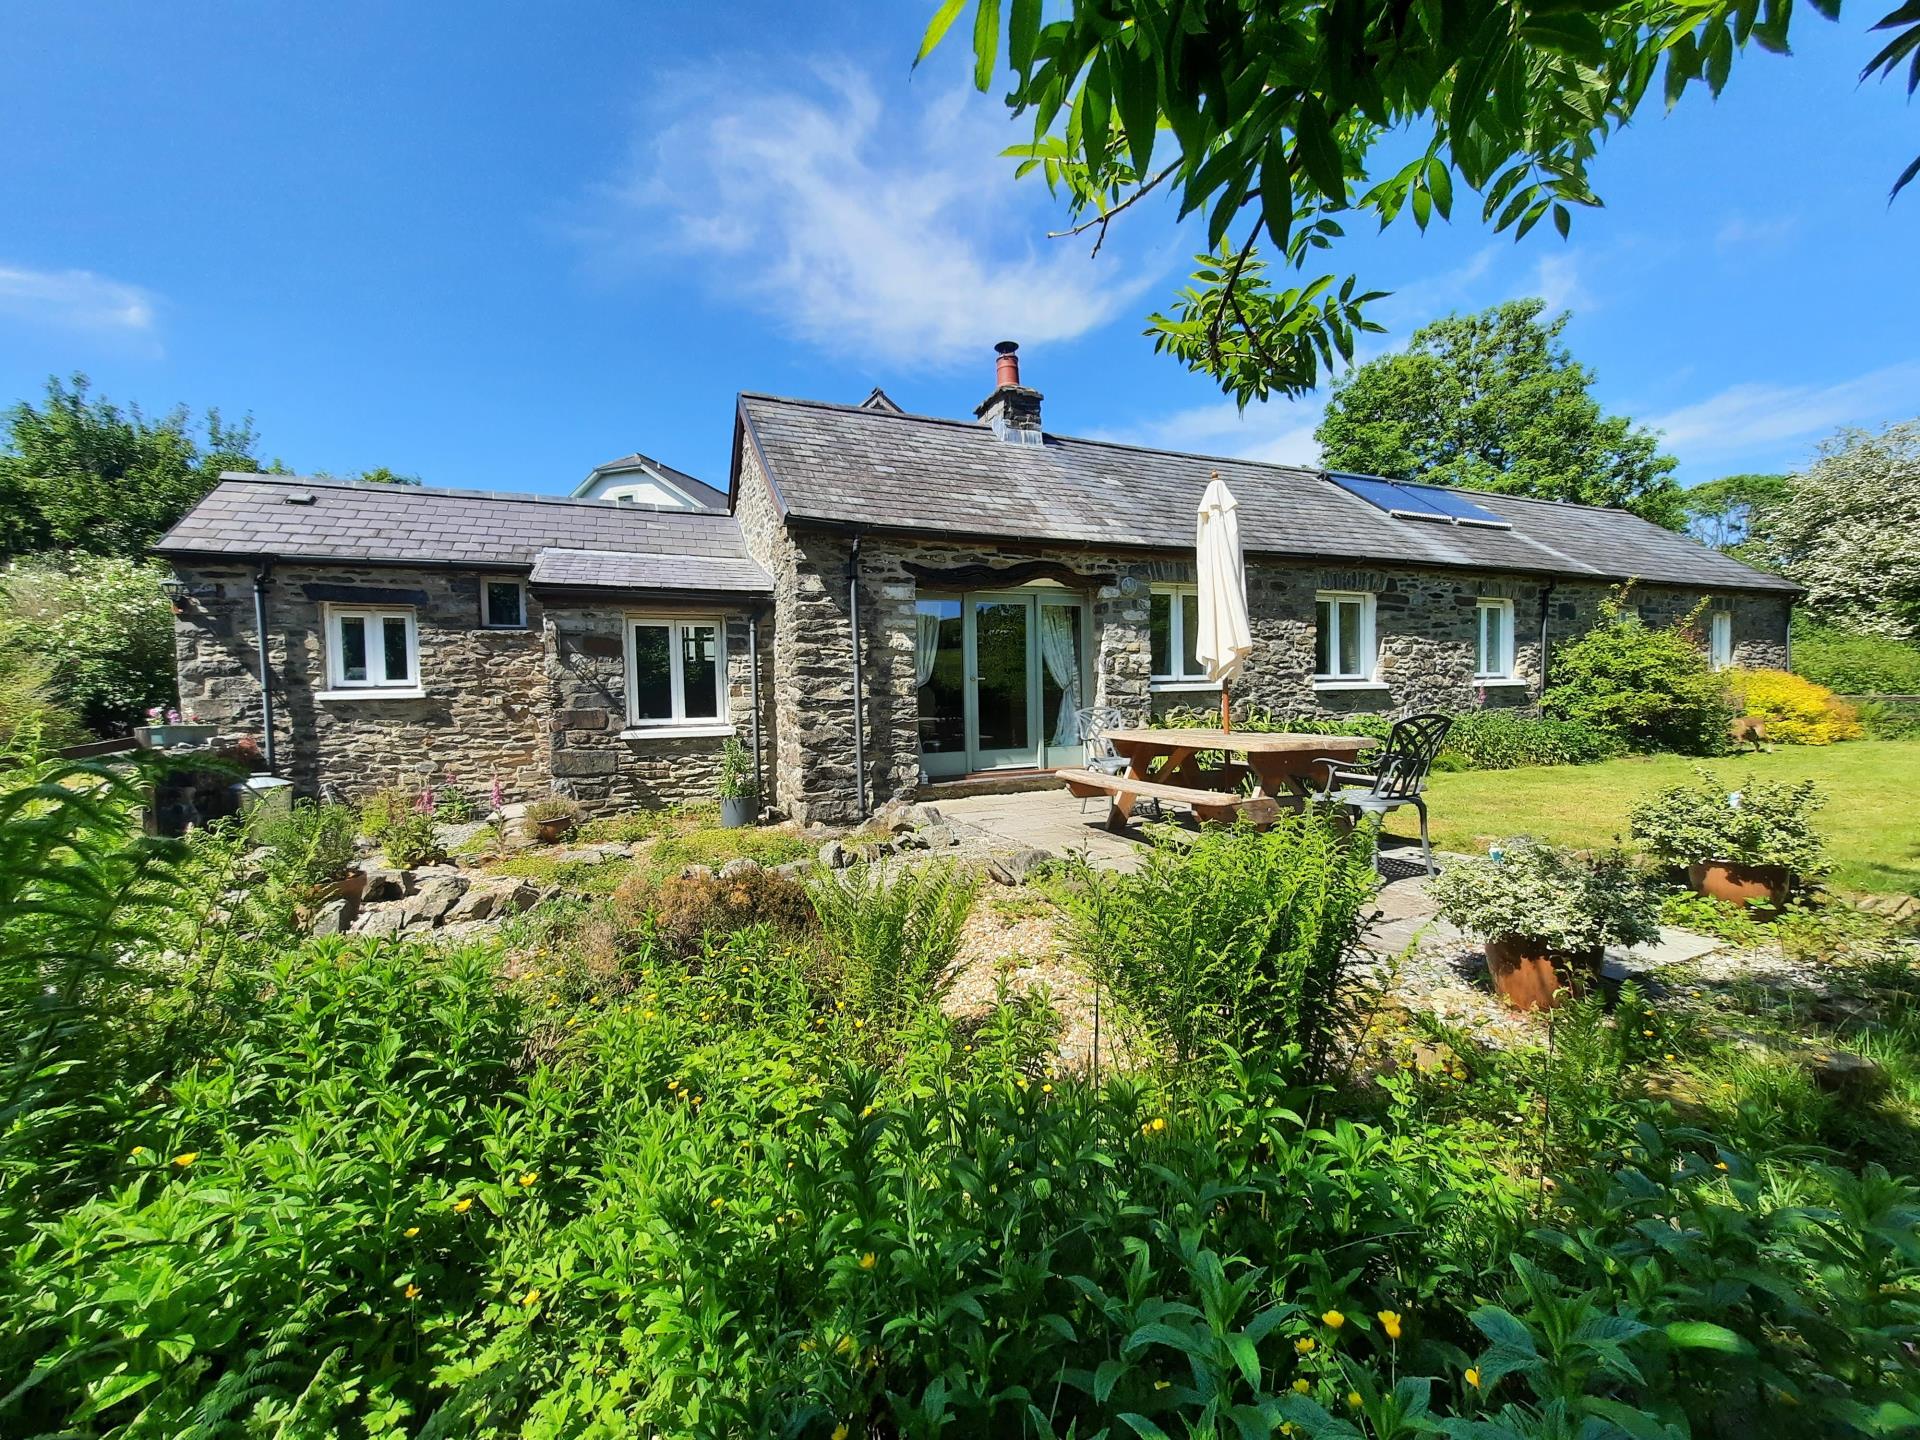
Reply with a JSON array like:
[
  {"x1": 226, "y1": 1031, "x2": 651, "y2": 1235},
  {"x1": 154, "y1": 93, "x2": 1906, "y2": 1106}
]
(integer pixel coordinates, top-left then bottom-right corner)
[
  {"x1": 831, "y1": 1426, "x2": 849, "y2": 1440},
  {"x1": 1292, "y1": 1378, "x2": 1310, "y2": 1394},
  {"x1": 173, "y1": 1151, "x2": 199, "y2": 1168},
  {"x1": 1642, "y1": 1028, "x2": 1655, "y2": 1037},
  {"x1": 1714, "y1": 1160, "x2": 1730, "y2": 1172},
  {"x1": 522, "y1": 1288, "x2": 541, "y2": 1306},
  {"x1": 853, "y1": 1018, "x2": 866, "y2": 1029},
  {"x1": 1663, "y1": 1052, "x2": 1676, "y2": 1063},
  {"x1": 1295, "y1": 1336, "x2": 1316, "y2": 1354},
  {"x1": 835, "y1": 1335, "x2": 855, "y2": 1355},
  {"x1": 1321, "y1": 1309, "x2": 1345, "y2": 1329},
  {"x1": 711, "y1": 1196, "x2": 725, "y2": 1209},
  {"x1": 404, "y1": 1226, "x2": 420, "y2": 1238},
  {"x1": 1347, "y1": 1391, "x2": 1363, "y2": 1408},
  {"x1": 518, "y1": 1172, "x2": 538, "y2": 1187},
  {"x1": 404, "y1": 1283, "x2": 421, "y2": 1299},
  {"x1": 1465, "y1": 1367, "x2": 1481, "y2": 1389},
  {"x1": 1150, "y1": 1117, "x2": 1166, "y2": 1133},
  {"x1": 453, "y1": 1198, "x2": 473, "y2": 1213},
  {"x1": 129, "y1": 1146, "x2": 147, "y2": 1158},
  {"x1": 799, "y1": 1338, "x2": 816, "y2": 1353},
  {"x1": 858, "y1": 1251, "x2": 877, "y2": 1271},
  {"x1": 1153, "y1": 1379, "x2": 1171, "y2": 1391},
  {"x1": 1378, "y1": 1309, "x2": 1403, "y2": 1340}
]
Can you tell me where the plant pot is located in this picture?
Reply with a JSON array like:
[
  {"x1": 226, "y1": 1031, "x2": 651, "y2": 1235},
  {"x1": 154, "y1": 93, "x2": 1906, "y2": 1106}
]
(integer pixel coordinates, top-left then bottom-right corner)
[
  {"x1": 1484, "y1": 936, "x2": 1600, "y2": 1012},
  {"x1": 134, "y1": 723, "x2": 218, "y2": 750},
  {"x1": 719, "y1": 796, "x2": 758, "y2": 829},
  {"x1": 534, "y1": 818, "x2": 575, "y2": 844},
  {"x1": 308, "y1": 870, "x2": 367, "y2": 906},
  {"x1": 1688, "y1": 860, "x2": 1791, "y2": 909}
]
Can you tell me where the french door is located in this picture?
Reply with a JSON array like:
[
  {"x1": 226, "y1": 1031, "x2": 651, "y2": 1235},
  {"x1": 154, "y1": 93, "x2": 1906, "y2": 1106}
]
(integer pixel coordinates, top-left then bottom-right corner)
[{"x1": 916, "y1": 590, "x2": 1088, "y2": 778}]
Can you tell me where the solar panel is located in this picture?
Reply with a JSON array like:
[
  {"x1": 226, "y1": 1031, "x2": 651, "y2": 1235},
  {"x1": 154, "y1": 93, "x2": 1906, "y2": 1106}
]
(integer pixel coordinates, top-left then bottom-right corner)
[{"x1": 1327, "y1": 472, "x2": 1513, "y2": 531}]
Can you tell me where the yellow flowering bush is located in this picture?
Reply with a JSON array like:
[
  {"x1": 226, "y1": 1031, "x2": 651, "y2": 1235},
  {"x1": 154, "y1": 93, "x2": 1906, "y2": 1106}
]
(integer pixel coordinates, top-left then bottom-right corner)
[{"x1": 1726, "y1": 668, "x2": 1864, "y2": 745}]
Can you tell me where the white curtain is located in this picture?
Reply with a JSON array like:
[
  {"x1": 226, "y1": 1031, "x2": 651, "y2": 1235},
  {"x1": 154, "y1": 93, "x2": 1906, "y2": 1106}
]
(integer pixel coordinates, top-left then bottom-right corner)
[
  {"x1": 915, "y1": 611, "x2": 941, "y2": 688},
  {"x1": 1038, "y1": 606, "x2": 1082, "y2": 748}
]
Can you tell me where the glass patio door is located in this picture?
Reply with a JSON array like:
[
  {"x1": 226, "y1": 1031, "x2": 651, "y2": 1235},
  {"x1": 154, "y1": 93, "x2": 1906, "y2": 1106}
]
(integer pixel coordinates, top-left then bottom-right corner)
[{"x1": 914, "y1": 591, "x2": 1088, "y2": 777}]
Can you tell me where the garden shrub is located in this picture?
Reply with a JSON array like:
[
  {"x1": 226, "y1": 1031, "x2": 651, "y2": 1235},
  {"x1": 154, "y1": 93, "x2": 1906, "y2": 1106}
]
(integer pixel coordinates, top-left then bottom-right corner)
[
  {"x1": 1727, "y1": 666, "x2": 1863, "y2": 744},
  {"x1": 807, "y1": 860, "x2": 978, "y2": 1030},
  {"x1": 249, "y1": 799, "x2": 356, "y2": 887},
  {"x1": 613, "y1": 865, "x2": 816, "y2": 954},
  {"x1": 0, "y1": 553, "x2": 177, "y2": 735},
  {"x1": 1055, "y1": 813, "x2": 1377, "y2": 1075},
  {"x1": 382, "y1": 812, "x2": 446, "y2": 868},
  {"x1": 1791, "y1": 613, "x2": 1920, "y2": 694},
  {"x1": 1427, "y1": 839, "x2": 1661, "y2": 953},
  {"x1": 1629, "y1": 768, "x2": 1827, "y2": 875},
  {"x1": 357, "y1": 783, "x2": 417, "y2": 843},
  {"x1": 1543, "y1": 591, "x2": 1732, "y2": 753},
  {"x1": 1439, "y1": 707, "x2": 1624, "y2": 768}
]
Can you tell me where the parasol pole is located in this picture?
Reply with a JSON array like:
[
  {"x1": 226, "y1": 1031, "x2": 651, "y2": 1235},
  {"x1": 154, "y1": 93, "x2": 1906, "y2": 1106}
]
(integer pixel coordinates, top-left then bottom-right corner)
[{"x1": 1221, "y1": 681, "x2": 1231, "y2": 733}]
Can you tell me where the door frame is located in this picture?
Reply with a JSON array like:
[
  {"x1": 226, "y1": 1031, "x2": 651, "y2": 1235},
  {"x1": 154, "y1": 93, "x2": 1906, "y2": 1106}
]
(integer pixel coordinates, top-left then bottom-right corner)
[{"x1": 918, "y1": 586, "x2": 1091, "y2": 777}]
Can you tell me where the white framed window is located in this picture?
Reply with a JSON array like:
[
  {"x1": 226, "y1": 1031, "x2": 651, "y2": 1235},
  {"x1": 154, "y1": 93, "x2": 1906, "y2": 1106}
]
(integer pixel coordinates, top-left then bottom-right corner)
[
  {"x1": 1148, "y1": 585, "x2": 1208, "y2": 683},
  {"x1": 482, "y1": 578, "x2": 527, "y2": 629},
  {"x1": 323, "y1": 605, "x2": 420, "y2": 694},
  {"x1": 1475, "y1": 598, "x2": 1516, "y2": 680},
  {"x1": 625, "y1": 615, "x2": 727, "y2": 729},
  {"x1": 1314, "y1": 591, "x2": 1376, "y2": 683},
  {"x1": 1708, "y1": 610, "x2": 1734, "y2": 670}
]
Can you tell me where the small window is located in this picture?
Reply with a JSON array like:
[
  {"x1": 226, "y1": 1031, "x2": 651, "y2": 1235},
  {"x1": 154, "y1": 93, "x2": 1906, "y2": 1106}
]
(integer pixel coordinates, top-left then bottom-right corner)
[
  {"x1": 1475, "y1": 598, "x2": 1516, "y2": 680},
  {"x1": 626, "y1": 617, "x2": 726, "y2": 726},
  {"x1": 1708, "y1": 611, "x2": 1734, "y2": 670},
  {"x1": 326, "y1": 605, "x2": 419, "y2": 690},
  {"x1": 482, "y1": 579, "x2": 526, "y2": 629},
  {"x1": 1149, "y1": 585, "x2": 1206, "y2": 682},
  {"x1": 1314, "y1": 591, "x2": 1375, "y2": 682}
]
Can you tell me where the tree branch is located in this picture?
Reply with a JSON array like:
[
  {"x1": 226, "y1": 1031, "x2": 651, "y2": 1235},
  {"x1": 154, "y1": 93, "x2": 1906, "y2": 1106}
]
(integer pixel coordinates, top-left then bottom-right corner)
[{"x1": 1047, "y1": 162, "x2": 1181, "y2": 258}]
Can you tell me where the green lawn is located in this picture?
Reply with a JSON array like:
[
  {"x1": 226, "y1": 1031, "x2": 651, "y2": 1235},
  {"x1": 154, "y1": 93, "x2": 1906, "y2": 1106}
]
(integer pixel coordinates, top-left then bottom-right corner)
[{"x1": 1383, "y1": 740, "x2": 1920, "y2": 896}]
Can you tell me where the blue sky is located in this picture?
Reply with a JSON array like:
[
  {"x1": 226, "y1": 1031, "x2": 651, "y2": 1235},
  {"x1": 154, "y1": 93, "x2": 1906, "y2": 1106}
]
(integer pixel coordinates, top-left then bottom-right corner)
[{"x1": 0, "y1": 2, "x2": 1913, "y2": 498}]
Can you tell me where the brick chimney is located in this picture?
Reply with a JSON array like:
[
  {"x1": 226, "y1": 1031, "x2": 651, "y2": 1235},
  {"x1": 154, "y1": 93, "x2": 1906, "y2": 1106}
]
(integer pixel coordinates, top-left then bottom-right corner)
[{"x1": 974, "y1": 340, "x2": 1043, "y2": 441}]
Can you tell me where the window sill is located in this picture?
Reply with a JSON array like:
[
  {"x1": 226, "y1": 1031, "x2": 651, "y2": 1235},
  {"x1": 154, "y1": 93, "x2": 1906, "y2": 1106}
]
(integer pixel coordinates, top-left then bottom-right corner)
[
  {"x1": 1313, "y1": 679, "x2": 1389, "y2": 692},
  {"x1": 1150, "y1": 678, "x2": 1220, "y2": 692},
  {"x1": 1474, "y1": 677, "x2": 1530, "y2": 687},
  {"x1": 314, "y1": 687, "x2": 427, "y2": 701},
  {"x1": 618, "y1": 723, "x2": 736, "y2": 741}
]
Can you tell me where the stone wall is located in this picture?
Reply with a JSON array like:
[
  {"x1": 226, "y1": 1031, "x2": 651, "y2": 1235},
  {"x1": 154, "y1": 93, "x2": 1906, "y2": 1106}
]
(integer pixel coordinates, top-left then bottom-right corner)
[
  {"x1": 167, "y1": 562, "x2": 549, "y2": 802},
  {"x1": 540, "y1": 601, "x2": 772, "y2": 814}
]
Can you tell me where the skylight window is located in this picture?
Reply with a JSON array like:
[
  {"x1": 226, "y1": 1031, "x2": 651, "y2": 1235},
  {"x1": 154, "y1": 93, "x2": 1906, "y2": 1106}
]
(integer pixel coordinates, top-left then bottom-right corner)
[{"x1": 1327, "y1": 473, "x2": 1512, "y2": 530}]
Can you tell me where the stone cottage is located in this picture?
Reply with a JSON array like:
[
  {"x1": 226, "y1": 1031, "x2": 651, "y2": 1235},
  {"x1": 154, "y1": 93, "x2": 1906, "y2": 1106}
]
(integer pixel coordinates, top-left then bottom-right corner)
[{"x1": 157, "y1": 344, "x2": 1796, "y2": 824}]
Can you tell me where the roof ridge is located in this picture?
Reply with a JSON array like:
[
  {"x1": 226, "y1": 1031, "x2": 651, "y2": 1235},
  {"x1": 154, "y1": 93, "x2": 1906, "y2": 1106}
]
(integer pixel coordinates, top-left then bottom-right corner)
[{"x1": 216, "y1": 470, "x2": 739, "y2": 517}]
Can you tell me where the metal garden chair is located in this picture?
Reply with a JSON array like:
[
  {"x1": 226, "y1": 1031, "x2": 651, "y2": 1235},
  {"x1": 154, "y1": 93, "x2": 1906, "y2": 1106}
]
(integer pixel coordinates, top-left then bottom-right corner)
[
  {"x1": 1311, "y1": 712, "x2": 1454, "y2": 874},
  {"x1": 1072, "y1": 705, "x2": 1140, "y2": 815}
]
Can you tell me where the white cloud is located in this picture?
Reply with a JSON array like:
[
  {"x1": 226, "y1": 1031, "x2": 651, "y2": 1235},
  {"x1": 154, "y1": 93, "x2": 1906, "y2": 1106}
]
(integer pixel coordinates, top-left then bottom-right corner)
[
  {"x1": 1098, "y1": 394, "x2": 1326, "y2": 468},
  {"x1": 1646, "y1": 360, "x2": 1920, "y2": 468},
  {"x1": 0, "y1": 262, "x2": 157, "y2": 333},
  {"x1": 1715, "y1": 214, "x2": 1799, "y2": 253},
  {"x1": 581, "y1": 64, "x2": 1154, "y2": 369}
]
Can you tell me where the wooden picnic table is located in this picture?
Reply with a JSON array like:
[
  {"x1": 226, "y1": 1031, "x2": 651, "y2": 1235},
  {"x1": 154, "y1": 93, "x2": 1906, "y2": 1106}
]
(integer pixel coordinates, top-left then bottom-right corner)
[{"x1": 1065, "y1": 726, "x2": 1379, "y2": 832}]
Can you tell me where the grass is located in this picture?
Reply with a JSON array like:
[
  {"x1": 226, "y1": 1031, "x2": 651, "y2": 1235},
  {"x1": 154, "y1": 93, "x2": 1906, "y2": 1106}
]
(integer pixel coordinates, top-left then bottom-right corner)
[{"x1": 1383, "y1": 739, "x2": 1920, "y2": 896}]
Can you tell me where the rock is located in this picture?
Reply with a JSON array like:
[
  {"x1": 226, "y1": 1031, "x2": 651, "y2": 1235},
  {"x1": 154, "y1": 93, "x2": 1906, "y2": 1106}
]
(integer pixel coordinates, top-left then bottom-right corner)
[
  {"x1": 678, "y1": 863, "x2": 717, "y2": 881},
  {"x1": 1809, "y1": 1050, "x2": 1888, "y2": 1098},
  {"x1": 895, "y1": 832, "x2": 928, "y2": 851},
  {"x1": 719, "y1": 857, "x2": 763, "y2": 879},
  {"x1": 359, "y1": 867, "x2": 410, "y2": 902},
  {"x1": 921, "y1": 824, "x2": 958, "y2": 849},
  {"x1": 310, "y1": 897, "x2": 355, "y2": 936},
  {"x1": 496, "y1": 880, "x2": 543, "y2": 917},
  {"x1": 398, "y1": 874, "x2": 470, "y2": 928},
  {"x1": 819, "y1": 840, "x2": 849, "y2": 869},
  {"x1": 851, "y1": 841, "x2": 894, "y2": 864},
  {"x1": 987, "y1": 847, "x2": 1051, "y2": 886},
  {"x1": 772, "y1": 860, "x2": 811, "y2": 878},
  {"x1": 355, "y1": 904, "x2": 409, "y2": 936},
  {"x1": 909, "y1": 803, "x2": 944, "y2": 828}
]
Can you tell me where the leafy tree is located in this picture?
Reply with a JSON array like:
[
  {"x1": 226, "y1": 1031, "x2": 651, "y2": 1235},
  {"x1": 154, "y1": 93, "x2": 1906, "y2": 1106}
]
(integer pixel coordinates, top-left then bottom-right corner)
[
  {"x1": 1757, "y1": 419, "x2": 1920, "y2": 640},
  {"x1": 1542, "y1": 589, "x2": 1730, "y2": 754},
  {"x1": 925, "y1": 0, "x2": 1919, "y2": 403},
  {"x1": 351, "y1": 466, "x2": 422, "y2": 486},
  {"x1": 1680, "y1": 471, "x2": 1788, "y2": 557},
  {"x1": 1315, "y1": 300, "x2": 1682, "y2": 524},
  {"x1": 0, "y1": 555, "x2": 177, "y2": 734},
  {"x1": 0, "y1": 375, "x2": 267, "y2": 561}
]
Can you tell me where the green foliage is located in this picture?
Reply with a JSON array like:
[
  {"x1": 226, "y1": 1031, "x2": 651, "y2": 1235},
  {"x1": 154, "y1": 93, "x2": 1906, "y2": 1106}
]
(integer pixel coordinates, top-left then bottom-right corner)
[
  {"x1": 1543, "y1": 591, "x2": 1732, "y2": 753},
  {"x1": 615, "y1": 865, "x2": 816, "y2": 955},
  {"x1": 1681, "y1": 470, "x2": 1788, "y2": 559},
  {"x1": 0, "y1": 553, "x2": 177, "y2": 734},
  {"x1": 358, "y1": 784, "x2": 418, "y2": 844},
  {"x1": 1159, "y1": 704, "x2": 1623, "y2": 771},
  {"x1": 1427, "y1": 839, "x2": 1661, "y2": 953},
  {"x1": 248, "y1": 800, "x2": 357, "y2": 888},
  {"x1": 642, "y1": 823, "x2": 813, "y2": 881},
  {"x1": 1316, "y1": 300, "x2": 1683, "y2": 525},
  {"x1": 1629, "y1": 768, "x2": 1827, "y2": 874},
  {"x1": 807, "y1": 861, "x2": 979, "y2": 1031},
  {"x1": 382, "y1": 812, "x2": 446, "y2": 869},
  {"x1": 921, "y1": 0, "x2": 1905, "y2": 403},
  {"x1": 717, "y1": 734, "x2": 758, "y2": 799},
  {"x1": 1054, "y1": 815, "x2": 1376, "y2": 1075},
  {"x1": 1758, "y1": 419, "x2": 1920, "y2": 639},
  {"x1": 0, "y1": 373, "x2": 267, "y2": 560},
  {"x1": 1792, "y1": 612, "x2": 1920, "y2": 695}
]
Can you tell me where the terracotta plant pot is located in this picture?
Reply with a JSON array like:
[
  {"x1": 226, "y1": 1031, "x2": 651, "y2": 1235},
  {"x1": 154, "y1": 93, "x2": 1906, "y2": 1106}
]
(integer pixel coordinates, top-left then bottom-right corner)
[
  {"x1": 534, "y1": 818, "x2": 575, "y2": 844},
  {"x1": 1484, "y1": 936, "x2": 1600, "y2": 1012},
  {"x1": 1688, "y1": 860, "x2": 1791, "y2": 909}
]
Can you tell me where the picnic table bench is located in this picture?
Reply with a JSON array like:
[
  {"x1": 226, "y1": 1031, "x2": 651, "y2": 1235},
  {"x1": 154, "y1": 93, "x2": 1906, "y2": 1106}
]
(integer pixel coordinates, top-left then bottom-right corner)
[{"x1": 1060, "y1": 726, "x2": 1379, "y2": 833}]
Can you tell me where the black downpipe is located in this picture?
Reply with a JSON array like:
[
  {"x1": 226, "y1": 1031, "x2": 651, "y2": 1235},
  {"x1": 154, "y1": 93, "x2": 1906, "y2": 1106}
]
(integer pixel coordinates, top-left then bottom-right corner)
[
  {"x1": 849, "y1": 533, "x2": 867, "y2": 818},
  {"x1": 1536, "y1": 580, "x2": 1556, "y2": 697},
  {"x1": 748, "y1": 605, "x2": 765, "y2": 816},
  {"x1": 252, "y1": 561, "x2": 278, "y2": 774}
]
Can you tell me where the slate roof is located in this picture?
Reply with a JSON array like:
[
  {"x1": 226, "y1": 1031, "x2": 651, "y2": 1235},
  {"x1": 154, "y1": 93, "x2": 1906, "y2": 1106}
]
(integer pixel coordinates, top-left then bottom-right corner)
[
  {"x1": 735, "y1": 393, "x2": 1797, "y2": 594},
  {"x1": 154, "y1": 473, "x2": 761, "y2": 585},
  {"x1": 573, "y1": 452, "x2": 728, "y2": 510},
  {"x1": 529, "y1": 546, "x2": 771, "y2": 595}
]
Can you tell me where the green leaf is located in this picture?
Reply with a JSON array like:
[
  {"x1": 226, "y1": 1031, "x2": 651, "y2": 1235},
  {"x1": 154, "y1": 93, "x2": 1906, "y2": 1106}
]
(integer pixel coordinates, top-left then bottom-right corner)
[
  {"x1": 1294, "y1": 98, "x2": 1345, "y2": 201},
  {"x1": 1226, "y1": 1331, "x2": 1262, "y2": 1387},
  {"x1": 1662, "y1": 1320, "x2": 1756, "y2": 1354},
  {"x1": 914, "y1": 0, "x2": 970, "y2": 70},
  {"x1": 1095, "y1": 1358, "x2": 1128, "y2": 1403},
  {"x1": 972, "y1": 0, "x2": 1000, "y2": 92},
  {"x1": 1008, "y1": 0, "x2": 1041, "y2": 75},
  {"x1": 1120, "y1": 1415, "x2": 1175, "y2": 1440}
]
